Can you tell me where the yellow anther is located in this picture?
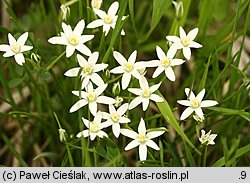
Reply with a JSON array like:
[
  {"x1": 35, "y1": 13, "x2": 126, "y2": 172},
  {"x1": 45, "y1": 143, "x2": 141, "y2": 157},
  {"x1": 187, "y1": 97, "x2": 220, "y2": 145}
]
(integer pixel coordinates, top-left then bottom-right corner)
[
  {"x1": 125, "y1": 63, "x2": 133, "y2": 72},
  {"x1": 138, "y1": 134, "x2": 147, "y2": 143},
  {"x1": 104, "y1": 15, "x2": 113, "y2": 24},
  {"x1": 90, "y1": 121, "x2": 99, "y2": 133},
  {"x1": 191, "y1": 98, "x2": 199, "y2": 108},
  {"x1": 69, "y1": 36, "x2": 78, "y2": 45},
  {"x1": 111, "y1": 113, "x2": 119, "y2": 122},
  {"x1": 161, "y1": 58, "x2": 170, "y2": 67},
  {"x1": 182, "y1": 37, "x2": 190, "y2": 46},
  {"x1": 142, "y1": 89, "x2": 150, "y2": 98},
  {"x1": 88, "y1": 92, "x2": 96, "y2": 102},
  {"x1": 84, "y1": 66, "x2": 92, "y2": 74},
  {"x1": 11, "y1": 43, "x2": 20, "y2": 53}
]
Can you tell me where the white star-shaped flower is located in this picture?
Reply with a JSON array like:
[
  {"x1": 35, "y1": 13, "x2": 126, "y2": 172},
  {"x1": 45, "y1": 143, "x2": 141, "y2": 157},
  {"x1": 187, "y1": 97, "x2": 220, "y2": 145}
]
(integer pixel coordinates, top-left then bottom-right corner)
[
  {"x1": 120, "y1": 118, "x2": 166, "y2": 161},
  {"x1": 128, "y1": 77, "x2": 164, "y2": 111},
  {"x1": 64, "y1": 52, "x2": 108, "y2": 88},
  {"x1": 144, "y1": 46, "x2": 185, "y2": 81},
  {"x1": 199, "y1": 129, "x2": 217, "y2": 145},
  {"x1": 70, "y1": 83, "x2": 116, "y2": 115},
  {"x1": 177, "y1": 88, "x2": 218, "y2": 120},
  {"x1": 110, "y1": 50, "x2": 142, "y2": 90},
  {"x1": 102, "y1": 103, "x2": 131, "y2": 138},
  {"x1": 87, "y1": 1, "x2": 125, "y2": 36},
  {"x1": 91, "y1": 0, "x2": 102, "y2": 9},
  {"x1": 76, "y1": 111, "x2": 109, "y2": 141},
  {"x1": 0, "y1": 32, "x2": 33, "y2": 65},
  {"x1": 166, "y1": 26, "x2": 202, "y2": 60},
  {"x1": 48, "y1": 19, "x2": 94, "y2": 58}
]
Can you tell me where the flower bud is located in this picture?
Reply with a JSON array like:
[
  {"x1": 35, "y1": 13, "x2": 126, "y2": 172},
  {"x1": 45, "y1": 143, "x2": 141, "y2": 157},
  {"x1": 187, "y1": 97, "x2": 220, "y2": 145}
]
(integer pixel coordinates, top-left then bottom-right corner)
[
  {"x1": 105, "y1": 69, "x2": 110, "y2": 80},
  {"x1": 112, "y1": 82, "x2": 121, "y2": 96},
  {"x1": 172, "y1": 1, "x2": 184, "y2": 20},
  {"x1": 137, "y1": 67, "x2": 147, "y2": 76},
  {"x1": 114, "y1": 96, "x2": 123, "y2": 107},
  {"x1": 60, "y1": 4, "x2": 70, "y2": 21},
  {"x1": 91, "y1": 0, "x2": 103, "y2": 9},
  {"x1": 193, "y1": 114, "x2": 204, "y2": 123},
  {"x1": 31, "y1": 53, "x2": 41, "y2": 63},
  {"x1": 58, "y1": 128, "x2": 67, "y2": 142}
]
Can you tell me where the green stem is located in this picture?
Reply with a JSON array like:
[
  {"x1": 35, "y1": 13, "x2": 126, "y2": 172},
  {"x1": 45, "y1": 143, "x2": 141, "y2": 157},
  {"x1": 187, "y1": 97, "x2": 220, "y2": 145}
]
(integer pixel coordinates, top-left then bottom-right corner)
[
  {"x1": 44, "y1": 51, "x2": 66, "y2": 71},
  {"x1": 203, "y1": 145, "x2": 208, "y2": 167}
]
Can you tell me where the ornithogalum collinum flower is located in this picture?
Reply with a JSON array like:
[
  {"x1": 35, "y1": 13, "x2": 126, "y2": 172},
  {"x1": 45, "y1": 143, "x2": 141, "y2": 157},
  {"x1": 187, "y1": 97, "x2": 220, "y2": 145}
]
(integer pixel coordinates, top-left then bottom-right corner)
[
  {"x1": 128, "y1": 77, "x2": 164, "y2": 111},
  {"x1": 177, "y1": 88, "x2": 218, "y2": 120},
  {"x1": 0, "y1": 32, "x2": 33, "y2": 65},
  {"x1": 199, "y1": 129, "x2": 217, "y2": 145},
  {"x1": 166, "y1": 26, "x2": 202, "y2": 60},
  {"x1": 110, "y1": 50, "x2": 142, "y2": 90},
  {"x1": 64, "y1": 52, "x2": 108, "y2": 88},
  {"x1": 48, "y1": 20, "x2": 94, "y2": 58},
  {"x1": 143, "y1": 46, "x2": 185, "y2": 81},
  {"x1": 76, "y1": 111, "x2": 109, "y2": 141},
  {"x1": 87, "y1": 1, "x2": 125, "y2": 36},
  {"x1": 70, "y1": 83, "x2": 116, "y2": 115},
  {"x1": 102, "y1": 103, "x2": 130, "y2": 138},
  {"x1": 121, "y1": 118, "x2": 166, "y2": 161}
]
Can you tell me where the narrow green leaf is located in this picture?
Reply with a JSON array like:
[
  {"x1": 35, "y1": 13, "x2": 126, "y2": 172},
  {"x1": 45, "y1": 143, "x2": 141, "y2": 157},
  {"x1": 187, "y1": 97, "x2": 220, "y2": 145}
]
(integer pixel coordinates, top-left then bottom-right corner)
[
  {"x1": 184, "y1": 143, "x2": 196, "y2": 166},
  {"x1": 156, "y1": 91, "x2": 201, "y2": 155},
  {"x1": 33, "y1": 152, "x2": 58, "y2": 160},
  {"x1": 8, "y1": 78, "x2": 25, "y2": 88}
]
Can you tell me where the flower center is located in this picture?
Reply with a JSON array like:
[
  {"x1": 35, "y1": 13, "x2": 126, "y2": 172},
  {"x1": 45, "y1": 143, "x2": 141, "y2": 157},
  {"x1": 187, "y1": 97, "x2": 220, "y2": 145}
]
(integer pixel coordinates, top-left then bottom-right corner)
[
  {"x1": 90, "y1": 121, "x2": 100, "y2": 133},
  {"x1": 124, "y1": 63, "x2": 133, "y2": 72},
  {"x1": 142, "y1": 89, "x2": 151, "y2": 98},
  {"x1": 69, "y1": 35, "x2": 78, "y2": 45},
  {"x1": 11, "y1": 43, "x2": 21, "y2": 53},
  {"x1": 104, "y1": 15, "x2": 113, "y2": 24},
  {"x1": 138, "y1": 134, "x2": 147, "y2": 143},
  {"x1": 84, "y1": 65, "x2": 93, "y2": 74},
  {"x1": 88, "y1": 92, "x2": 96, "y2": 102},
  {"x1": 182, "y1": 37, "x2": 190, "y2": 46},
  {"x1": 111, "y1": 113, "x2": 119, "y2": 122},
  {"x1": 161, "y1": 57, "x2": 170, "y2": 67},
  {"x1": 191, "y1": 98, "x2": 199, "y2": 108}
]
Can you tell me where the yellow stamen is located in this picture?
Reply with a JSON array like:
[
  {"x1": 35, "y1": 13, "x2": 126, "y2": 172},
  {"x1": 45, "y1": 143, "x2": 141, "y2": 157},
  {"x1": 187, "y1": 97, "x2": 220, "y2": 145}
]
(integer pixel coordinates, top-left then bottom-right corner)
[
  {"x1": 142, "y1": 89, "x2": 151, "y2": 98},
  {"x1": 104, "y1": 15, "x2": 113, "y2": 24},
  {"x1": 84, "y1": 66, "x2": 92, "y2": 74},
  {"x1": 11, "y1": 43, "x2": 20, "y2": 53},
  {"x1": 90, "y1": 121, "x2": 99, "y2": 133},
  {"x1": 111, "y1": 113, "x2": 119, "y2": 122},
  {"x1": 69, "y1": 36, "x2": 78, "y2": 45},
  {"x1": 191, "y1": 98, "x2": 199, "y2": 108},
  {"x1": 138, "y1": 134, "x2": 147, "y2": 143},
  {"x1": 182, "y1": 37, "x2": 190, "y2": 46},
  {"x1": 161, "y1": 58, "x2": 170, "y2": 67},
  {"x1": 125, "y1": 63, "x2": 133, "y2": 72},
  {"x1": 88, "y1": 92, "x2": 96, "y2": 102}
]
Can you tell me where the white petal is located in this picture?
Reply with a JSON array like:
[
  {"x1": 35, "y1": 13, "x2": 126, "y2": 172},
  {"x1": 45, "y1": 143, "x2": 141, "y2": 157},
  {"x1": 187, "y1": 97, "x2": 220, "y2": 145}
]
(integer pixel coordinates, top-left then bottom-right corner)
[
  {"x1": 14, "y1": 53, "x2": 25, "y2": 65},
  {"x1": 117, "y1": 103, "x2": 129, "y2": 115},
  {"x1": 79, "y1": 35, "x2": 94, "y2": 44},
  {"x1": 76, "y1": 130, "x2": 90, "y2": 138},
  {"x1": 0, "y1": 44, "x2": 11, "y2": 52},
  {"x1": 138, "y1": 118, "x2": 146, "y2": 134},
  {"x1": 140, "y1": 60, "x2": 160, "y2": 67},
  {"x1": 124, "y1": 140, "x2": 140, "y2": 151},
  {"x1": 112, "y1": 123, "x2": 120, "y2": 138},
  {"x1": 183, "y1": 47, "x2": 191, "y2": 60},
  {"x1": 147, "y1": 131, "x2": 165, "y2": 139},
  {"x1": 93, "y1": 63, "x2": 108, "y2": 72},
  {"x1": 64, "y1": 67, "x2": 81, "y2": 77},
  {"x1": 196, "y1": 89, "x2": 205, "y2": 102},
  {"x1": 128, "y1": 50, "x2": 137, "y2": 64},
  {"x1": 129, "y1": 97, "x2": 142, "y2": 110},
  {"x1": 81, "y1": 77, "x2": 90, "y2": 89},
  {"x1": 139, "y1": 144, "x2": 147, "y2": 161},
  {"x1": 90, "y1": 133, "x2": 97, "y2": 141},
  {"x1": 17, "y1": 32, "x2": 28, "y2": 46},
  {"x1": 200, "y1": 100, "x2": 218, "y2": 107},
  {"x1": 82, "y1": 117, "x2": 90, "y2": 128},
  {"x1": 152, "y1": 66, "x2": 165, "y2": 78},
  {"x1": 20, "y1": 45, "x2": 33, "y2": 52},
  {"x1": 103, "y1": 24, "x2": 111, "y2": 36},
  {"x1": 110, "y1": 66, "x2": 124, "y2": 74},
  {"x1": 108, "y1": 1, "x2": 119, "y2": 16},
  {"x1": 142, "y1": 98, "x2": 149, "y2": 111},
  {"x1": 77, "y1": 54, "x2": 88, "y2": 67},
  {"x1": 121, "y1": 72, "x2": 131, "y2": 90},
  {"x1": 70, "y1": 99, "x2": 88, "y2": 113},
  {"x1": 72, "y1": 90, "x2": 86, "y2": 97},
  {"x1": 195, "y1": 107, "x2": 204, "y2": 118},
  {"x1": 180, "y1": 107, "x2": 194, "y2": 120},
  {"x1": 185, "y1": 88, "x2": 195, "y2": 99},
  {"x1": 179, "y1": 26, "x2": 187, "y2": 39},
  {"x1": 73, "y1": 19, "x2": 85, "y2": 35},
  {"x1": 177, "y1": 100, "x2": 191, "y2": 107},
  {"x1": 166, "y1": 47, "x2": 177, "y2": 59},
  {"x1": 66, "y1": 45, "x2": 75, "y2": 58},
  {"x1": 131, "y1": 69, "x2": 141, "y2": 79},
  {"x1": 165, "y1": 66, "x2": 175, "y2": 81},
  {"x1": 150, "y1": 82, "x2": 161, "y2": 93},
  {"x1": 189, "y1": 41, "x2": 202, "y2": 48},
  {"x1": 156, "y1": 46, "x2": 166, "y2": 60},
  {"x1": 97, "y1": 96, "x2": 116, "y2": 104},
  {"x1": 87, "y1": 19, "x2": 104, "y2": 28},
  {"x1": 95, "y1": 84, "x2": 107, "y2": 96},
  {"x1": 139, "y1": 77, "x2": 149, "y2": 90},
  {"x1": 166, "y1": 35, "x2": 180, "y2": 43},
  {"x1": 88, "y1": 51, "x2": 99, "y2": 65},
  {"x1": 62, "y1": 22, "x2": 72, "y2": 34},
  {"x1": 91, "y1": 73, "x2": 105, "y2": 86},
  {"x1": 121, "y1": 129, "x2": 138, "y2": 139},
  {"x1": 187, "y1": 28, "x2": 198, "y2": 41},
  {"x1": 128, "y1": 88, "x2": 141, "y2": 96},
  {"x1": 48, "y1": 36, "x2": 68, "y2": 45},
  {"x1": 76, "y1": 44, "x2": 92, "y2": 56},
  {"x1": 8, "y1": 33, "x2": 16, "y2": 45},
  {"x1": 118, "y1": 117, "x2": 130, "y2": 123},
  {"x1": 145, "y1": 140, "x2": 160, "y2": 150},
  {"x1": 150, "y1": 94, "x2": 164, "y2": 102},
  {"x1": 94, "y1": 111, "x2": 102, "y2": 123},
  {"x1": 108, "y1": 104, "x2": 116, "y2": 114},
  {"x1": 113, "y1": 51, "x2": 127, "y2": 66},
  {"x1": 101, "y1": 112, "x2": 110, "y2": 120},
  {"x1": 170, "y1": 59, "x2": 185, "y2": 66},
  {"x1": 94, "y1": 8, "x2": 106, "y2": 19},
  {"x1": 97, "y1": 131, "x2": 108, "y2": 138},
  {"x1": 89, "y1": 102, "x2": 97, "y2": 115}
]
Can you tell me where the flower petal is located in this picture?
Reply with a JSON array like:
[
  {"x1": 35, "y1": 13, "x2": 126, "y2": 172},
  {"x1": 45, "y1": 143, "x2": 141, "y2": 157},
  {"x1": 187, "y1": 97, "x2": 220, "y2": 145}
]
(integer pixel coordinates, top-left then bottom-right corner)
[
  {"x1": 156, "y1": 46, "x2": 166, "y2": 60},
  {"x1": 76, "y1": 130, "x2": 90, "y2": 138},
  {"x1": 64, "y1": 67, "x2": 81, "y2": 77},
  {"x1": 66, "y1": 45, "x2": 75, "y2": 58},
  {"x1": 139, "y1": 77, "x2": 149, "y2": 91},
  {"x1": 91, "y1": 73, "x2": 105, "y2": 86},
  {"x1": 128, "y1": 88, "x2": 141, "y2": 96},
  {"x1": 0, "y1": 44, "x2": 10, "y2": 52},
  {"x1": 82, "y1": 117, "x2": 90, "y2": 128},
  {"x1": 17, "y1": 32, "x2": 28, "y2": 46},
  {"x1": 121, "y1": 72, "x2": 131, "y2": 90},
  {"x1": 112, "y1": 123, "x2": 120, "y2": 138},
  {"x1": 79, "y1": 35, "x2": 94, "y2": 44},
  {"x1": 76, "y1": 44, "x2": 92, "y2": 56},
  {"x1": 187, "y1": 28, "x2": 198, "y2": 41},
  {"x1": 145, "y1": 140, "x2": 160, "y2": 150},
  {"x1": 189, "y1": 41, "x2": 202, "y2": 48},
  {"x1": 77, "y1": 54, "x2": 88, "y2": 67},
  {"x1": 165, "y1": 66, "x2": 176, "y2": 81},
  {"x1": 117, "y1": 103, "x2": 129, "y2": 115},
  {"x1": 97, "y1": 96, "x2": 116, "y2": 104},
  {"x1": 89, "y1": 102, "x2": 97, "y2": 115},
  {"x1": 95, "y1": 84, "x2": 107, "y2": 96},
  {"x1": 185, "y1": 88, "x2": 195, "y2": 99},
  {"x1": 128, "y1": 50, "x2": 137, "y2": 64},
  {"x1": 94, "y1": 8, "x2": 106, "y2": 19},
  {"x1": 73, "y1": 19, "x2": 85, "y2": 35},
  {"x1": 166, "y1": 35, "x2": 180, "y2": 43},
  {"x1": 88, "y1": 51, "x2": 99, "y2": 65},
  {"x1": 166, "y1": 47, "x2": 177, "y2": 59},
  {"x1": 113, "y1": 51, "x2": 127, "y2": 66},
  {"x1": 20, "y1": 45, "x2": 33, "y2": 52},
  {"x1": 93, "y1": 63, "x2": 108, "y2": 72},
  {"x1": 183, "y1": 47, "x2": 191, "y2": 60},
  {"x1": 103, "y1": 24, "x2": 111, "y2": 36},
  {"x1": 87, "y1": 19, "x2": 104, "y2": 29},
  {"x1": 108, "y1": 2, "x2": 119, "y2": 16},
  {"x1": 97, "y1": 131, "x2": 108, "y2": 138},
  {"x1": 70, "y1": 99, "x2": 88, "y2": 113},
  {"x1": 179, "y1": 26, "x2": 187, "y2": 39},
  {"x1": 140, "y1": 60, "x2": 160, "y2": 67},
  {"x1": 139, "y1": 144, "x2": 147, "y2": 161},
  {"x1": 129, "y1": 96, "x2": 142, "y2": 110},
  {"x1": 180, "y1": 107, "x2": 194, "y2": 120},
  {"x1": 120, "y1": 129, "x2": 138, "y2": 139},
  {"x1": 147, "y1": 131, "x2": 165, "y2": 139},
  {"x1": 8, "y1": 33, "x2": 16, "y2": 45},
  {"x1": 62, "y1": 22, "x2": 72, "y2": 35},
  {"x1": 170, "y1": 59, "x2": 185, "y2": 66},
  {"x1": 48, "y1": 36, "x2": 68, "y2": 45},
  {"x1": 194, "y1": 107, "x2": 204, "y2": 118},
  {"x1": 196, "y1": 89, "x2": 205, "y2": 102},
  {"x1": 142, "y1": 98, "x2": 149, "y2": 111},
  {"x1": 150, "y1": 94, "x2": 164, "y2": 103},
  {"x1": 118, "y1": 117, "x2": 131, "y2": 123},
  {"x1": 150, "y1": 82, "x2": 161, "y2": 93},
  {"x1": 124, "y1": 140, "x2": 140, "y2": 151},
  {"x1": 138, "y1": 118, "x2": 146, "y2": 134},
  {"x1": 200, "y1": 100, "x2": 218, "y2": 107},
  {"x1": 177, "y1": 100, "x2": 191, "y2": 106},
  {"x1": 152, "y1": 66, "x2": 165, "y2": 78},
  {"x1": 14, "y1": 53, "x2": 25, "y2": 65},
  {"x1": 110, "y1": 66, "x2": 124, "y2": 74}
]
